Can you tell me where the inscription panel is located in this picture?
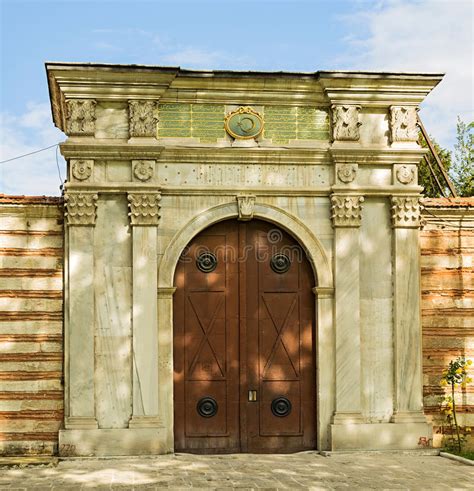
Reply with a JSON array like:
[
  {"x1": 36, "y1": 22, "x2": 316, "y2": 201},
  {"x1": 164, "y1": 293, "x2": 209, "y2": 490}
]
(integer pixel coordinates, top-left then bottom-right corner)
[{"x1": 157, "y1": 163, "x2": 330, "y2": 187}]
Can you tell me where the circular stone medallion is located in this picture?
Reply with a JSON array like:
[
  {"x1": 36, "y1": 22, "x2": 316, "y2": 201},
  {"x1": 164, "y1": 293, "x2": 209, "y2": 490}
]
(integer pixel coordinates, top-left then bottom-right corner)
[{"x1": 224, "y1": 107, "x2": 264, "y2": 140}]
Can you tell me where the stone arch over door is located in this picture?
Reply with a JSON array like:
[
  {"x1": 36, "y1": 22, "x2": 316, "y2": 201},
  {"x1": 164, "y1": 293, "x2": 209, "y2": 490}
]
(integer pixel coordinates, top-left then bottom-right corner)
[{"x1": 157, "y1": 201, "x2": 335, "y2": 451}]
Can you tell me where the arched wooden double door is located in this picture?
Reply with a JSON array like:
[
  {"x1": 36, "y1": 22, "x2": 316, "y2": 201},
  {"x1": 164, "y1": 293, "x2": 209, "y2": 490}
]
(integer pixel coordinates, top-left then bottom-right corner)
[{"x1": 173, "y1": 219, "x2": 316, "y2": 453}]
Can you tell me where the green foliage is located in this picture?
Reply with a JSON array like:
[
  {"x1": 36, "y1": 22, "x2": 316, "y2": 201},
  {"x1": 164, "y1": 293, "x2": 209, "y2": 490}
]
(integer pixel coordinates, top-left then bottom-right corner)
[
  {"x1": 439, "y1": 356, "x2": 473, "y2": 453},
  {"x1": 450, "y1": 117, "x2": 474, "y2": 197},
  {"x1": 418, "y1": 132, "x2": 452, "y2": 197}
]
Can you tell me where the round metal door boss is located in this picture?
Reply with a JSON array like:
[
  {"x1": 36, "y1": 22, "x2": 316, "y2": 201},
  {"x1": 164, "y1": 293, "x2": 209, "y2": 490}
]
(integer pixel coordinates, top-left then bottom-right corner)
[
  {"x1": 197, "y1": 397, "x2": 218, "y2": 418},
  {"x1": 224, "y1": 106, "x2": 264, "y2": 140},
  {"x1": 271, "y1": 397, "x2": 292, "y2": 417}
]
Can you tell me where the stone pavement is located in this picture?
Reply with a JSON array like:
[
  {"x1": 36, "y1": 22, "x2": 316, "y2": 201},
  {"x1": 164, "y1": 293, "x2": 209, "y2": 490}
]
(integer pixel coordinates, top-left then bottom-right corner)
[{"x1": 0, "y1": 452, "x2": 473, "y2": 490}]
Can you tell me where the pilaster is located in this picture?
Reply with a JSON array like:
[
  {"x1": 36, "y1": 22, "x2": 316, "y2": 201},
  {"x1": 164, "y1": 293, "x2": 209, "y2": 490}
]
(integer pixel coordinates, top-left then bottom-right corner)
[
  {"x1": 330, "y1": 195, "x2": 364, "y2": 424},
  {"x1": 128, "y1": 192, "x2": 162, "y2": 428},
  {"x1": 64, "y1": 191, "x2": 98, "y2": 429},
  {"x1": 390, "y1": 196, "x2": 428, "y2": 423}
]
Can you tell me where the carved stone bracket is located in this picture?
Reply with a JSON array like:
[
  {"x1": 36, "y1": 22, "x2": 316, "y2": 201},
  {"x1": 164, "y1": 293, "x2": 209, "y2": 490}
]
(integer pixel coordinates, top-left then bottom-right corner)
[
  {"x1": 390, "y1": 106, "x2": 418, "y2": 143},
  {"x1": 132, "y1": 160, "x2": 155, "y2": 182},
  {"x1": 129, "y1": 100, "x2": 159, "y2": 137},
  {"x1": 71, "y1": 159, "x2": 93, "y2": 181},
  {"x1": 391, "y1": 196, "x2": 421, "y2": 228},
  {"x1": 336, "y1": 163, "x2": 357, "y2": 184},
  {"x1": 64, "y1": 192, "x2": 98, "y2": 226},
  {"x1": 128, "y1": 192, "x2": 161, "y2": 226},
  {"x1": 237, "y1": 195, "x2": 256, "y2": 221},
  {"x1": 331, "y1": 105, "x2": 362, "y2": 141},
  {"x1": 331, "y1": 195, "x2": 364, "y2": 227},
  {"x1": 66, "y1": 99, "x2": 97, "y2": 136}
]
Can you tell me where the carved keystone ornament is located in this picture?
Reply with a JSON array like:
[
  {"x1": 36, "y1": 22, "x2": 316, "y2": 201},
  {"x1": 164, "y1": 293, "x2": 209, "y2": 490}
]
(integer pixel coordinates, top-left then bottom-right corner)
[{"x1": 237, "y1": 195, "x2": 256, "y2": 221}]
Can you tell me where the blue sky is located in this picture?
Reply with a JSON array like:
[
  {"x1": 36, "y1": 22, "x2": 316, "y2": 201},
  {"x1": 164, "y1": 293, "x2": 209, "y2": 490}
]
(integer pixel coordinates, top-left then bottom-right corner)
[{"x1": 1, "y1": 0, "x2": 473, "y2": 195}]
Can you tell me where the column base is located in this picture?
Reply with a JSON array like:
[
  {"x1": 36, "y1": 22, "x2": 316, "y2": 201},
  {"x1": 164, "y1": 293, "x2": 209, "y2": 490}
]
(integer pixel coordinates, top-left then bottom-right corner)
[
  {"x1": 391, "y1": 411, "x2": 428, "y2": 424},
  {"x1": 59, "y1": 428, "x2": 171, "y2": 456},
  {"x1": 330, "y1": 422, "x2": 433, "y2": 451},
  {"x1": 65, "y1": 416, "x2": 98, "y2": 429},
  {"x1": 128, "y1": 415, "x2": 163, "y2": 428}
]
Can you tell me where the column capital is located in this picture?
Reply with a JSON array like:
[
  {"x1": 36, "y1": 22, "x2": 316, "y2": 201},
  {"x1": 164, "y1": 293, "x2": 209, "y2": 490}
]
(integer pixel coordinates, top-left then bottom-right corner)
[
  {"x1": 64, "y1": 192, "x2": 98, "y2": 226},
  {"x1": 312, "y1": 286, "x2": 335, "y2": 298},
  {"x1": 391, "y1": 196, "x2": 421, "y2": 228},
  {"x1": 330, "y1": 194, "x2": 364, "y2": 227},
  {"x1": 157, "y1": 287, "x2": 177, "y2": 299},
  {"x1": 128, "y1": 192, "x2": 161, "y2": 226}
]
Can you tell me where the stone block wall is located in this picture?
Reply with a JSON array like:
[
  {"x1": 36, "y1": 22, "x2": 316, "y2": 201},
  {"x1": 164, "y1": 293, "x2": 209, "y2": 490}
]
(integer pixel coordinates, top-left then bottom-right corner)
[
  {"x1": 0, "y1": 195, "x2": 63, "y2": 456},
  {"x1": 0, "y1": 194, "x2": 472, "y2": 455},
  {"x1": 421, "y1": 198, "x2": 474, "y2": 447}
]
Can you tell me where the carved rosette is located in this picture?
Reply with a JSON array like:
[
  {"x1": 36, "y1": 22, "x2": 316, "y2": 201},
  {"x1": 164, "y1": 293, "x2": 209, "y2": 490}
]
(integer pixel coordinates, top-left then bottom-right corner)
[
  {"x1": 66, "y1": 99, "x2": 97, "y2": 135},
  {"x1": 395, "y1": 165, "x2": 416, "y2": 185},
  {"x1": 64, "y1": 193, "x2": 98, "y2": 226},
  {"x1": 128, "y1": 193, "x2": 161, "y2": 226},
  {"x1": 331, "y1": 105, "x2": 362, "y2": 141},
  {"x1": 336, "y1": 164, "x2": 357, "y2": 184},
  {"x1": 132, "y1": 160, "x2": 155, "y2": 182},
  {"x1": 237, "y1": 195, "x2": 256, "y2": 221},
  {"x1": 71, "y1": 159, "x2": 93, "y2": 181},
  {"x1": 390, "y1": 106, "x2": 418, "y2": 142},
  {"x1": 128, "y1": 100, "x2": 159, "y2": 137},
  {"x1": 331, "y1": 195, "x2": 364, "y2": 227},
  {"x1": 391, "y1": 197, "x2": 421, "y2": 228}
]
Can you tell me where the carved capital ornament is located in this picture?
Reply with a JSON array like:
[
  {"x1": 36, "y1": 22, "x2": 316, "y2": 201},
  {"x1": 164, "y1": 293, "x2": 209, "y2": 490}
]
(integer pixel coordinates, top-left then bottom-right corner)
[
  {"x1": 64, "y1": 192, "x2": 98, "y2": 226},
  {"x1": 391, "y1": 196, "x2": 421, "y2": 228},
  {"x1": 331, "y1": 195, "x2": 364, "y2": 227},
  {"x1": 331, "y1": 105, "x2": 362, "y2": 141},
  {"x1": 66, "y1": 99, "x2": 96, "y2": 136},
  {"x1": 128, "y1": 100, "x2": 159, "y2": 137},
  {"x1": 390, "y1": 106, "x2": 418, "y2": 143},
  {"x1": 128, "y1": 193, "x2": 161, "y2": 226}
]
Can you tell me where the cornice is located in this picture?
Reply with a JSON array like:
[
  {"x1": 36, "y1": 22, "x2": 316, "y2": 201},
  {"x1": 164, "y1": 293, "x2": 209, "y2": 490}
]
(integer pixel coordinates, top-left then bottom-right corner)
[
  {"x1": 318, "y1": 72, "x2": 443, "y2": 107},
  {"x1": 329, "y1": 146, "x2": 428, "y2": 165},
  {"x1": 59, "y1": 142, "x2": 330, "y2": 164}
]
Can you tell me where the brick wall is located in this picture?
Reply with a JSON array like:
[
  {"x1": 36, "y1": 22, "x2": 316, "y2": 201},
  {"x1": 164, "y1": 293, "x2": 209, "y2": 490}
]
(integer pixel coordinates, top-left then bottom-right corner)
[
  {"x1": 0, "y1": 195, "x2": 63, "y2": 456},
  {"x1": 421, "y1": 198, "x2": 474, "y2": 447}
]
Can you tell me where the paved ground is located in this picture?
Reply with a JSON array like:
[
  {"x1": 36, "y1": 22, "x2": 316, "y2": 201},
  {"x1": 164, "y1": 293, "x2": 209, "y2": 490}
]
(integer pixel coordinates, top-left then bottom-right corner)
[{"x1": 0, "y1": 452, "x2": 473, "y2": 490}]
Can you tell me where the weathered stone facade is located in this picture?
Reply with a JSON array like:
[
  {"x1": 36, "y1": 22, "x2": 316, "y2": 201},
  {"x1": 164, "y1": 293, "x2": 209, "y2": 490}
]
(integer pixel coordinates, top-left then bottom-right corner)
[{"x1": 43, "y1": 63, "x2": 446, "y2": 456}]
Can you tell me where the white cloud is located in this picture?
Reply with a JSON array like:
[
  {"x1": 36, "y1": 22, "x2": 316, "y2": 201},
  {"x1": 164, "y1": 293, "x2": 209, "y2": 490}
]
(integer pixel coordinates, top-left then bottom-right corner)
[
  {"x1": 339, "y1": 0, "x2": 473, "y2": 151},
  {"x1": 0, "y1": 103, "x2": 66, "y2": 196}
]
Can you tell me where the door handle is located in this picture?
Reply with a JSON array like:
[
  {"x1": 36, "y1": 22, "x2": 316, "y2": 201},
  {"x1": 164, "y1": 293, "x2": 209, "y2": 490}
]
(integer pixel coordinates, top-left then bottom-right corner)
[{"x1": 248, "y1": 390, "x2": 257, "y2": 402}]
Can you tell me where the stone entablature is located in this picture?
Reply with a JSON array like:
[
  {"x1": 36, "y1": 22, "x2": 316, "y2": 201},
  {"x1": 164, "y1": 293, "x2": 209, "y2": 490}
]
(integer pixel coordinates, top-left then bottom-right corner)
[{"x1": 46, "y1": 63, "x2": 443, "y2": 456}]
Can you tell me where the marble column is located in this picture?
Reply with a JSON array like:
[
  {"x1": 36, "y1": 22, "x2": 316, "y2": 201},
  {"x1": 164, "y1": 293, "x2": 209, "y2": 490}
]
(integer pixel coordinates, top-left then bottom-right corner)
[
  {"x1": 64, "y1": 192, "x2": 99, "y2": 429},
  {"x1": 331, "y1": 194, "x2": 364, "y2": 423},
  {"x1": 390, "y1": 196, "x2": 427, "y2": 423},
  {"x1": 127, "y1": 192, "x2": 163, "y2": 428}
]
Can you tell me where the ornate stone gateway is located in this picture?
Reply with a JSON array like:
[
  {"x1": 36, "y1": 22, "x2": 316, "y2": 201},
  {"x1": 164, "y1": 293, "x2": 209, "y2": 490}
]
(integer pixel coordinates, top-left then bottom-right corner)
[
  {"x1": 173, "y1": 220, "x2": 315, "y2": 453},
  {"x1": 46, "y1": 62, "x2": 443, "y2": 456}
]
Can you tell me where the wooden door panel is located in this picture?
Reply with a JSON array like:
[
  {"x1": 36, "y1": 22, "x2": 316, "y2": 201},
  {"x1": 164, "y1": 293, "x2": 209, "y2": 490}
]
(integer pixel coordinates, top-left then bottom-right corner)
[{"x1": 174, "y1": 219, "x2": 315, "y2": 453}]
